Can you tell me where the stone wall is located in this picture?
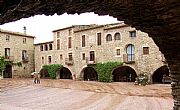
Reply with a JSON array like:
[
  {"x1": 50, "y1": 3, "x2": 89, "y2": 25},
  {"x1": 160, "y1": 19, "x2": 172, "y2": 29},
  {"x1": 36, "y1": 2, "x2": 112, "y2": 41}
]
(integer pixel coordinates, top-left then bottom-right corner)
[{"x1": 34, "y1": 41, "x2": 54, "y2": 72}]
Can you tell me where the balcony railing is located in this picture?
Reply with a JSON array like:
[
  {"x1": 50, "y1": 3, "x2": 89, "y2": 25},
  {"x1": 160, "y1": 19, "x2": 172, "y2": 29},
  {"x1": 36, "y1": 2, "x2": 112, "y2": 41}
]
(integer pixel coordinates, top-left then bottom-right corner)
[
  {"x1": 5, "y1": 56, "x2": 14, "y2": 62},
  {"x1": 65, "y1": 58, "x2": 74, "y2": 65},
  {"x1": 123, "y1": 54, "x2": 135, "y2": 64},
  {"x1": 86, "y1": 57, "x2": 96, "y2": 65},
  {"x1": 22, "y1": 57, "x2": 29, "y2": 63}
]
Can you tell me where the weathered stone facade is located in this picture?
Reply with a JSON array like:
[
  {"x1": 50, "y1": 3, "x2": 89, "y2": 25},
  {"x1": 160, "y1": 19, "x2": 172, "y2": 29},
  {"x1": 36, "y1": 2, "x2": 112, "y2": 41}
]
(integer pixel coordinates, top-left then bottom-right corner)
[
  {"x1": 34, "y1": 41, "x2": 54, "y2": 72},
  {"x1": 35, "y1": 23, "x2": 167, "y2": 83},
  {"x1": 0, "y1": 0, "x2": 179, "y2": 109},
  {"x1": 0, "y1": 29, "x2": 35, "y2": 78}
]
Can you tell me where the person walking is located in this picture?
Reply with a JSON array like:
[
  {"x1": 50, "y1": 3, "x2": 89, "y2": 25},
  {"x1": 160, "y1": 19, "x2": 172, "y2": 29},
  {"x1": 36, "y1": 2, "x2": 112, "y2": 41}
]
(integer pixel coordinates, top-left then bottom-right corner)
[
  {"x1": 33, "y1": 73, "x2": 38, "y2": 84},
  {"x1": 37, "y1": 73, "x2": 41, "y2": 84}
]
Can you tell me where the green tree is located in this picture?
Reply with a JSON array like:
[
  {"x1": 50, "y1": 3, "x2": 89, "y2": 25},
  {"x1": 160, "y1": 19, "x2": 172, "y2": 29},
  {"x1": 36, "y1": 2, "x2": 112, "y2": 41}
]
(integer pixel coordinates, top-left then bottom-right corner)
[
  {"x1": 0, "y1": 56, "x2": 6, "y2": 77},
  {"x1": 89, "y1": 62, "x2": 123, "y2": 82},
  {"x1": 42, "y1": 64, "x2": 62, "y2": 79}
]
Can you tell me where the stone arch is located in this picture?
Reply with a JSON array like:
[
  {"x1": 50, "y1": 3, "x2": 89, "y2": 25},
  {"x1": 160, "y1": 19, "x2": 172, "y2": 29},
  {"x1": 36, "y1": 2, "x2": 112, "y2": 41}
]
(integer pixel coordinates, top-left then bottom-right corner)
[
  {"x1": 57, "y1": 67, "x2": 72, "y2": 79},
  {"x1": 80, "y1": 67, "x2": 98, "y2": 81},
  {"x1": 152, "y1": 65, "x2": 170, "y2": 84},
  {"x1": 112, "y1": 66, "x2": 137, "y2": 82},
  {"x1": 125, "y1": 44, "x2": 135, "y2": 52},
  {"x1": 79, "y1": 65, "x2": 88, "y2": 80},
  {"x1": 39, "y1": 68, "x2": 50, "y2": 79}
]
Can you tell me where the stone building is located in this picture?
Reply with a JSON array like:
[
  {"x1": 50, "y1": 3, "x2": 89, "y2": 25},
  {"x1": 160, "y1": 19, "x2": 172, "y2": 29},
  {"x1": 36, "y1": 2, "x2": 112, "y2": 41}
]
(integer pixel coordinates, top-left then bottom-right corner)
[
  {"x1": 0, "y1": 29, "x2": 35, "y2": 78},
  {"x1": 35, "y1": 23, "x2": 169, "y2": 83}
]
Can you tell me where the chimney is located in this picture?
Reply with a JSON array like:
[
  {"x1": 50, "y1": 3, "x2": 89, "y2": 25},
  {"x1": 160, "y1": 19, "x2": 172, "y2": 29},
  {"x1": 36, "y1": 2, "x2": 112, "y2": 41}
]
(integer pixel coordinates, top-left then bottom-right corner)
[{"x1": 23, "y1": 26, "x2": 26, "y2": 35}]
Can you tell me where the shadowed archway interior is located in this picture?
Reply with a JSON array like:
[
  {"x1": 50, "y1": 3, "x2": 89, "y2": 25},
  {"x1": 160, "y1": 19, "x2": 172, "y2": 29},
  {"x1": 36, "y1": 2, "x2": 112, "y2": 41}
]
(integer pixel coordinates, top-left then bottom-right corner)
[
  {"x1": 40, "y1": 69, "x2": 50, "y2": 79},
  {"x1": 59, "y1": 67, "x2": 72, "y2": 79},
  {"x1": 112, "y1": 66, "x2": 137, "y2": 82},
  {"x1": 4, "y1": 65, "x2": 12, "y2": 78},
  {"x1": 152, "y1": 65, "x2": 170, "y2": 84},
  {"x1": 83, "y1": 67, "x2": 98, "y2": 81}
]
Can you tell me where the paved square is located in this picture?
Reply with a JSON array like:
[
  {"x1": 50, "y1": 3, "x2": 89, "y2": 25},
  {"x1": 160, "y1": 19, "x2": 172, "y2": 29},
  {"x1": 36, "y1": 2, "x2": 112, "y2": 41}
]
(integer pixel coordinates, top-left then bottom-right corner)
[{"x1": 0, "y1": 79, "x2": 173, "y2": 110}]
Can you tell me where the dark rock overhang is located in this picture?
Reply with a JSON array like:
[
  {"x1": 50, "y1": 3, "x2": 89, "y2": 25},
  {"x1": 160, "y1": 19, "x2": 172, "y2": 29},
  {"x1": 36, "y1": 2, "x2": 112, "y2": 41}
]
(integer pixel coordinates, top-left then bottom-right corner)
[{"x1": 0, "y1": 1, "x2": 179, "y2": 47}]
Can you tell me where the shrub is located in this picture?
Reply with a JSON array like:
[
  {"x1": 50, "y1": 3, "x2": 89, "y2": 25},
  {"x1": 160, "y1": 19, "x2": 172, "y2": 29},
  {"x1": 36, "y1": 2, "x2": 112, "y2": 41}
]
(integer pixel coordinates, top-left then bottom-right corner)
[
  {"x1": 0, "y1": 56, "x2": 22, "y2": 77},
  {"x1": 42, "y1": 64, "x2": 62, "y2": 79},
  {"x1": 135, "y1": 74, "x2": 149, "y2": 86},
  {"x1": 89, "y1": 62, "x2": 123, "y2": 82}
]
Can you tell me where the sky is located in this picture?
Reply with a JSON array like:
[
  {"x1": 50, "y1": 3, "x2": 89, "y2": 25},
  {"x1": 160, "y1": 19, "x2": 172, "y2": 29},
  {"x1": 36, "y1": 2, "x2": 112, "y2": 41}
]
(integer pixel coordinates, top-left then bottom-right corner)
[{"x1": 0, "y1": 12, "x2": 119, "y2": 43}]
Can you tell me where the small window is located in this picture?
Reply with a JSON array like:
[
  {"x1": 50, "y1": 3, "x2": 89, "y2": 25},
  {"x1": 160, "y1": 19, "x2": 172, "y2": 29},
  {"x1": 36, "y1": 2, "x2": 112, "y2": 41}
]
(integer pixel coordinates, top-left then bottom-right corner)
[
  {"x1": 48, "y1": 56, "x2": 51, "y2": 64},
  {"x1": 57, "y1": 39, "x2": 60, "y2": 50},
  {"x1": 57, "y1": 32, "x2": 60, "y2": 38},
  {"x1": 82, "y1": 35, "x2": 85, "y2": 47},
  {"x1": 45, "y1": 44, "x2": 48, "y2": 51},
  {"x1": 114, "y1": 33, "x2": 121, "y2": 40},
  {"x1": 23, "y1": 38, "x2": 26, "y2": 44},
  {"x1": 68, "y1": 53, "x2": 73, "y2": 61},
  {"x1": 130, "y1": 31, "x2": 136, "y2": 37},
  {"x1": 6, "y1": 35, "x2": 10, "y2": 41},
  {"x1": 116, "y1": 49, "x2": 121, "y2": 56},
  {"x1": 68, "y1": 37, "x2": 72, "y2": 48},
  {"x1": 143, "y1": 47, "x2": 149, "y2": 55},
  {"x1": 106, "y1": 34, "x2": 112, "y2": 41},
  {"x1": 42, "y1": 57, "x2": 44, "y2": 64},
  {"x1": 22, "y1": 50, "x2": 28, "y2": 60},
  {"x1": 40, "y1": 45, "x2": 43, "y2": 51},
  {"x1": 97, "y1": 33, "x2": 101, "y2": 45},
  {"x1": 68, "y1": 29, "x2": 72, "y2": 36},
  {"x1": 49, "y1": 44, "x2": 52, "y2": 50},
  {"x1": 60, "y1": 54, "x2": 63, "y2": 60},
  {"x1": 82, "y1": 53, "x2": 85, "y2": 60}
]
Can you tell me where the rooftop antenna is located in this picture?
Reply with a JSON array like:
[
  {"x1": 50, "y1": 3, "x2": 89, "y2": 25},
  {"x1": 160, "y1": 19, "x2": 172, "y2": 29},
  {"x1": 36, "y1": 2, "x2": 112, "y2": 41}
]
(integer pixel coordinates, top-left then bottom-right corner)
[{"x1": 23, "y1": 26, "x2": 26, "y2": 35}]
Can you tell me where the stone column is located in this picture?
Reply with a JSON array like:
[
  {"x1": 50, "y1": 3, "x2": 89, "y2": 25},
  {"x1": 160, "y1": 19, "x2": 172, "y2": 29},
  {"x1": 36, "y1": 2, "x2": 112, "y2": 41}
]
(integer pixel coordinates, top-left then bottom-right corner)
[
  {"x1": 166, "y1": 55, "x2": 180, "y2": 110},
  {"x1": 152, "y1": 34, "x2": 180, "y2": 109}
]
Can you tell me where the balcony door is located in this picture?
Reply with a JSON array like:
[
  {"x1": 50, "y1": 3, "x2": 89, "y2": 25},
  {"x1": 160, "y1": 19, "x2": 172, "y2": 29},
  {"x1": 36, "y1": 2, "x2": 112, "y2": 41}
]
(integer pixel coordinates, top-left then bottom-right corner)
[
  {"x1": 5, "y1": 48, "x2": 10, "y2": 59},
  {"x1": 90, "y1": 51, "x2": 95, "y2": 61},
  {"x1": 126, "y1": 44, "x2": 135, "y2": 61}
]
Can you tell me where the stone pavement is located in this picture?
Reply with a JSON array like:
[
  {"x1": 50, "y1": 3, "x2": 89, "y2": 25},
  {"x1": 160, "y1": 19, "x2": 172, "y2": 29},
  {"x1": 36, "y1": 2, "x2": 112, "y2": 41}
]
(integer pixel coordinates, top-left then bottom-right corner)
[{"x1": 0, "y1": 79, "x2": 173, "y2": 110}]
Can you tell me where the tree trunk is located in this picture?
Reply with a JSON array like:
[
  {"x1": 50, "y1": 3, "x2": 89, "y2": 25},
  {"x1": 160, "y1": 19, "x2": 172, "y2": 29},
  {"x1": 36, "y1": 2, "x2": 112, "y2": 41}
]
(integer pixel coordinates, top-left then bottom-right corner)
[{"x1": 0, "y1": 71, "x2": 3, "y2": 79}]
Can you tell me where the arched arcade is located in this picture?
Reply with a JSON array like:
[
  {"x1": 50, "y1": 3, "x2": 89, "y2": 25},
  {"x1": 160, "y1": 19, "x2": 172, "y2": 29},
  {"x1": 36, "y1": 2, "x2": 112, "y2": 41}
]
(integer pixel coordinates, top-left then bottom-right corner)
[
  {"x1": 112, "y1": 66, "x2": 137, "y2": 82},
  {"x1": 57, "y1": 67, "x2": 72, "y2": 79},
  {"x1": 39, "y1": 69, "x2": 50, "y2": 79},
  {"x1": 81, "y1": 67, "x2": 98, "y2": 81},
  {"x1": 152, "y1": 65, "x2": 170, "y2": 84}
]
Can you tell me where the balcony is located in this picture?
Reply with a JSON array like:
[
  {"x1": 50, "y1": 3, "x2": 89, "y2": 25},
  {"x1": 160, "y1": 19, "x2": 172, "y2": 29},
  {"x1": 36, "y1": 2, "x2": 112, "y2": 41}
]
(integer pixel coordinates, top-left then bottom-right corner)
[
  {"x1": 123, "y1": 54, "x2": 135, "y2": 64},
  {"x1": 5, "y1": 56, "x2": 14, "y2": 62},
  {"x1": 22, "y1": 57, "x2": 29, "y2": 63},
  {"x1": 65, "y1": 58, "x2": 74, "y2": 65},
  {"x1": 86, "y1": 57, "x2": 96, "y2": 65}
]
